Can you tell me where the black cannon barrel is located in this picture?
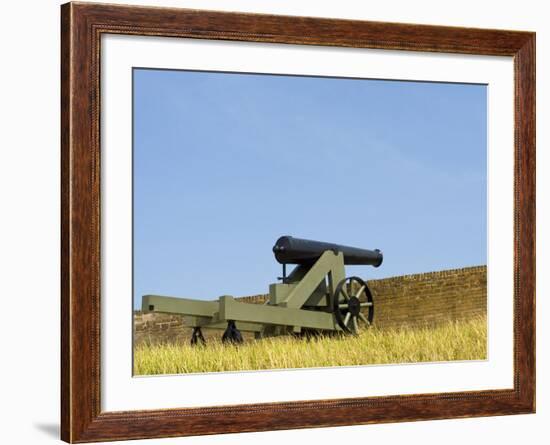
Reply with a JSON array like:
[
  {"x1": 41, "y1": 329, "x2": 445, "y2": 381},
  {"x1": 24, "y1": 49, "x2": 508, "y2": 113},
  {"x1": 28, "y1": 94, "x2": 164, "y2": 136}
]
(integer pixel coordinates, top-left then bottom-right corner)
[{"x1": 273, "y1": 236, "x2": 383, "y2": 267}]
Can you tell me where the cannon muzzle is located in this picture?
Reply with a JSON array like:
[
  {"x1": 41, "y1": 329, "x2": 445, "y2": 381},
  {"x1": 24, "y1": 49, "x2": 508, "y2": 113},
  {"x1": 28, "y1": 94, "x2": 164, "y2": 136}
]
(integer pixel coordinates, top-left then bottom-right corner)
[{"x1": 273, "y1": 236, "x2": 383, "y2": 267}]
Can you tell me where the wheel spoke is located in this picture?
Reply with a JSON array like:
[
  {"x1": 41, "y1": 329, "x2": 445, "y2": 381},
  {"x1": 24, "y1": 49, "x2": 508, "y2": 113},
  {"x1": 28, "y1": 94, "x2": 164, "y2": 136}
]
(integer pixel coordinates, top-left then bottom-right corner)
[
  {"x1": 354, "y1": 285, "x2": 365, "y2": 299},
  {"x1": 344, "y1": 312, "x2": 351, "y2": 326},
  {"x1": 340, "y1": 287, "x2": 350, "y2": 301},
  {"x1": 360, "y1": 302, "x2": 373, "y2": 307},
  {"x1": 352, "y1": 316, "x2": 359, "y2": 333},
  {"x1": 338, "y1": 303, "x2": 349, "y2": 309},
  {"x1": 358, "y1": 312, "x2": 370, "y2": 325}
]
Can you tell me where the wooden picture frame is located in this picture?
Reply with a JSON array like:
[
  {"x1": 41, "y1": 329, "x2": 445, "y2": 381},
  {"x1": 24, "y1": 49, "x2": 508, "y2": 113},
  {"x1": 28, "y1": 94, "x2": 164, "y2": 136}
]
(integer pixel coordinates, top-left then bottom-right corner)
[{"x1": 61, "y1": 2, "x2": 535, "y2": 442}]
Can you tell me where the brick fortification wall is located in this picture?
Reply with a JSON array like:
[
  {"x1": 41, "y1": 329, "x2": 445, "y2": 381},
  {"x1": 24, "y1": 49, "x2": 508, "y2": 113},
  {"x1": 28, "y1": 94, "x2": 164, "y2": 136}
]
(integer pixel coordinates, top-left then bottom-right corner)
[
  {"x1": 368, "y1": 265, "x2": 486, "y2": 329},
  {"x1": 134, "y1": 265, "x2": 486, "y2": 345}
]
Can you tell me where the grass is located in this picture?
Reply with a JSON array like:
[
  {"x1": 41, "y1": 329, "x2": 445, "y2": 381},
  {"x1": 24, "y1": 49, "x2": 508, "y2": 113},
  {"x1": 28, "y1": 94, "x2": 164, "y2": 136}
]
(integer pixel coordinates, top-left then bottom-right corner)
[{"x1": 133, "y1": 316, "x2": 487, "y2": 375}]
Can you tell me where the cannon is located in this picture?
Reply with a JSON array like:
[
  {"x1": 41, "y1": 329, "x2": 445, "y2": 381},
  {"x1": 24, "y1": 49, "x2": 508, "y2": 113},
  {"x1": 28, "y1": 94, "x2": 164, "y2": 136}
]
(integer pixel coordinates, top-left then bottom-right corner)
[
  {"x1": 273, "y1": 236, "x2": 383, "y2": 266},
  {"x1": 142, "y1": 236, "x2": 383, "y2": 344}
]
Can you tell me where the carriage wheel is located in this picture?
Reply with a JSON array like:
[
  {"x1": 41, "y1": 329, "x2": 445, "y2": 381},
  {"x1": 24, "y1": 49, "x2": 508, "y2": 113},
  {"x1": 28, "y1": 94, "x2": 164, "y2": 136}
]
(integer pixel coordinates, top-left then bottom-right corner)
[
  {"x1": 333, "y1": 276, "x2": 374, "y2": 334},
  {"x1": 190, "y1": 326, "x2": 206, "y2": 346},
  {"x1": 222, "y1": 320, "x2": 244, "y2": 344}
]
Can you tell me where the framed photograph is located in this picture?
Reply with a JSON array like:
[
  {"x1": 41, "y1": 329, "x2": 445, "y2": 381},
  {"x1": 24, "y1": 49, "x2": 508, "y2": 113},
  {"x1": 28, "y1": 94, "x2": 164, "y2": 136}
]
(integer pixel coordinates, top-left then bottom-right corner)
[{"x1": 61, "y1": 2, "x2": 535, "y2": 442}]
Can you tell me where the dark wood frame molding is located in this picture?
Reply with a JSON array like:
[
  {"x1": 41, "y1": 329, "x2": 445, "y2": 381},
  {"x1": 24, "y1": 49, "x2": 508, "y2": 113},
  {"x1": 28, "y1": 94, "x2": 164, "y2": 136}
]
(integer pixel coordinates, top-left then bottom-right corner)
[{"x1": 61, "y1": 2, "x2": 535, "y2": 442}]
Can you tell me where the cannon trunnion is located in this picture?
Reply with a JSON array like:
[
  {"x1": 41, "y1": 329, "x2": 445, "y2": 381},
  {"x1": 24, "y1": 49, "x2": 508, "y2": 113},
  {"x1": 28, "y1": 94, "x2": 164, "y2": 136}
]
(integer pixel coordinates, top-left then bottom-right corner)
[{"x1": 142, "y1": 236, "x2": 382, "y2": 344}]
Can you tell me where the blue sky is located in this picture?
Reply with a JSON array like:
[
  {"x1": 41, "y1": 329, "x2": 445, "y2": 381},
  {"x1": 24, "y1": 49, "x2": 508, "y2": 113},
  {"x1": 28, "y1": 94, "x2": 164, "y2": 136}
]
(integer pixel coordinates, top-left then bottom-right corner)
[{"x1": 133, "y1": 68, "x2": 486, "y2": 308}]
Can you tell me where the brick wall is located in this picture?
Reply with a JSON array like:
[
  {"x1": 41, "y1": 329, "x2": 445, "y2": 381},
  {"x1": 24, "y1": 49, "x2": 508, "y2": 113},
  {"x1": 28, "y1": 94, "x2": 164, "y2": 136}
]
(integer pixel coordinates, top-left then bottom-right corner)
[
  {"x1": 134, "y1": 312, "x2": 191, "y2": 345},
  {"x1": 134, "y1": 265, "x2": 486, "y2": 345},
  {"x1": 368, "y1": 265, "x2": 486, "y2": 329}
]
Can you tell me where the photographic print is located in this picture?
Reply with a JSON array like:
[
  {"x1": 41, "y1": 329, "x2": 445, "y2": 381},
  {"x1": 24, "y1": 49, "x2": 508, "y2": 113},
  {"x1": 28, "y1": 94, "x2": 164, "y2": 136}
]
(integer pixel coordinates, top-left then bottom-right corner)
[
  {"x1": 132, "y1": 68, "x2": 488, "y2": 375},
  {"x1": 61, "y1": 4, "x2": 535, "y2": 441}
]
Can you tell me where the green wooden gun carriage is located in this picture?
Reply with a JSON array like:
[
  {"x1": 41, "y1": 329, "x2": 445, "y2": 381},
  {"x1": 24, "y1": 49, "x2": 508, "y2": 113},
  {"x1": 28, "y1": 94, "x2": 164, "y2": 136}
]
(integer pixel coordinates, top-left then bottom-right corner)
[{"x1": 142, "y1": 236, "x2": 383, "y2": 344}]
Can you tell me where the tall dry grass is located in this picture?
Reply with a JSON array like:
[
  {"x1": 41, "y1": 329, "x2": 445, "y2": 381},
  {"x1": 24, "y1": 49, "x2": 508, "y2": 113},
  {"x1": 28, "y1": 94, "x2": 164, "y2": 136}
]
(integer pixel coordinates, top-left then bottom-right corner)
[{"x1": 134, "y1": 316, "x2": 487, "y2": 375}]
